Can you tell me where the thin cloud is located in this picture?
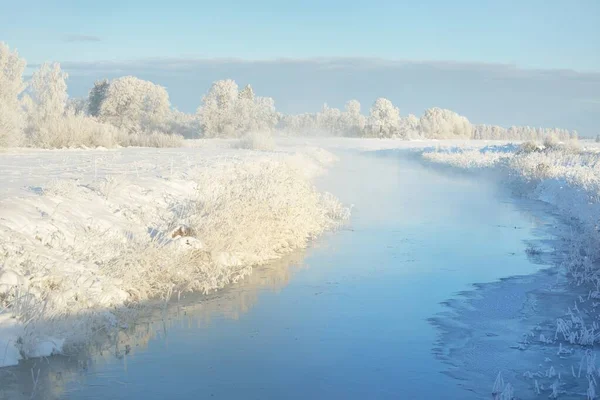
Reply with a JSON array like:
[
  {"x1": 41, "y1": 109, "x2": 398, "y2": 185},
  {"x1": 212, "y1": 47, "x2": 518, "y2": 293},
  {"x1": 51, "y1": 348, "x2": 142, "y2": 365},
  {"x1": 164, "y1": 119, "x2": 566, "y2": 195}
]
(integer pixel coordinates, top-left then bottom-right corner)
[
  {"x1": 62, "y1": 34, "x2": 101, "y2": 43},
  {"x1": 55, "y1": 57, "x2": 600, "y2": 78}
]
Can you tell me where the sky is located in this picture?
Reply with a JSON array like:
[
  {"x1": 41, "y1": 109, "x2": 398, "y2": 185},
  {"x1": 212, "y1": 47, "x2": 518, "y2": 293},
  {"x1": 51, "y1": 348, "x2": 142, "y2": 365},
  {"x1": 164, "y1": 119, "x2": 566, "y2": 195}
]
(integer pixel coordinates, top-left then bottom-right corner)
[
  {"x1": 2, "y1": 0, "x2": 599, "y2": 70},
  {"x1": 1, "y1": 0, "x2": 599, "y2": 134}
]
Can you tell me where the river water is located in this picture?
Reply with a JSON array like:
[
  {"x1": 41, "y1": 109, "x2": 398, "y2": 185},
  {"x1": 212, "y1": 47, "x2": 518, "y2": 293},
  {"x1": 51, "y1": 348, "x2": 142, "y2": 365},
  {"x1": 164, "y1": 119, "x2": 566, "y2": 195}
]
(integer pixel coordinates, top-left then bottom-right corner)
[{"x1": 1, "y1": 150, "x2": 556, "y2": 399}]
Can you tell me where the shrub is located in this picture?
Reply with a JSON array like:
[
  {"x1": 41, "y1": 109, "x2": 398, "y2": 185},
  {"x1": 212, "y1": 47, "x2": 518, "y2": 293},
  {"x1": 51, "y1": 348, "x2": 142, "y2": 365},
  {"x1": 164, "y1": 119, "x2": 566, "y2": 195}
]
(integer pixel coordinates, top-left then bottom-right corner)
[
  {"x1": 518, "y1": 141, "x2": 541, "y2": 154},
  {"x1": 235, "y1": 131, "x2": 275, "y2": 151},
  {"x1": 122, "y1": 131, "x2": 184, "y2": 148},
  {"x1": 543, "y1": 133, "x2": 560, "y2": 149}
]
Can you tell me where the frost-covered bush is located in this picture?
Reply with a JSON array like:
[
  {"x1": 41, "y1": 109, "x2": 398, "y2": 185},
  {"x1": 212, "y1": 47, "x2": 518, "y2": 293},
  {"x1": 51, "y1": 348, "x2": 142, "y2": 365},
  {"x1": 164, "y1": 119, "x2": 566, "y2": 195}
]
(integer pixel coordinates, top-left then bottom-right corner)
[
  {"x1": 186, "y1": 157, "x2": 349, "y2": 267},
  {"x1": 123, "y1": 131, "x2": 184, "y2": 148},
  {"x1": 518, "y1": 141, "x2": 542, "y2": 154},
  {"x1": 0, "y1": 42, "x2": 26, "y2": 147},
  {"x1": 235, "y1": 131, "x2": 275, "y2": 151},
  {"x1": 0, "y1": 151, "x2": 349, "y2": 365},
  {"x1": 543, "y1": 133, "x2": 560, "y2": 149},
  {"x1": 423, "y1": 148, "x2": 513, "y2": 168},
  {"x1": 28, "y1": 112, "x2": 124, "y2": 148}
]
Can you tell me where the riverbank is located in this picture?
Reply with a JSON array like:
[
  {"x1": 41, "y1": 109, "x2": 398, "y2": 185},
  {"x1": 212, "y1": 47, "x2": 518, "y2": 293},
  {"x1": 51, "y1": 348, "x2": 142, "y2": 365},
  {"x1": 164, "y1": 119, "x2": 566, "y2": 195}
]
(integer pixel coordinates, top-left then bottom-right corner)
[{"x1": 0, "y1": 143, "x2": 349, "y2": 368}]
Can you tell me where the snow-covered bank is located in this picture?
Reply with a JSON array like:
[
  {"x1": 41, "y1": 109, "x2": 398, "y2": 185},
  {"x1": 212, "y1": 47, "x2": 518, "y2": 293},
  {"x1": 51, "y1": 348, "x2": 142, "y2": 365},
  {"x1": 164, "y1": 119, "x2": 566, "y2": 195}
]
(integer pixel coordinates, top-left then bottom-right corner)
[
  {"x1": 421, "y1": 141, "x2": 600, "y2": 397},
  {"x1": 422, "y1": 142, "x2": 600, "y2": 272},
  {"x1": 0, "y1": 145, "x2": 349, "y2": 367}
]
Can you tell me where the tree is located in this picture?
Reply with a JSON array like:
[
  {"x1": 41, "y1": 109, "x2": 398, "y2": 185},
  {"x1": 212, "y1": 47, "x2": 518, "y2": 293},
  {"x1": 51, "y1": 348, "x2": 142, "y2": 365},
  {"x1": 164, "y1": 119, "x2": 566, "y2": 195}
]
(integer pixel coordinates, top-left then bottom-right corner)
[
  {"x1": 398, "y1": 114, "x2": 420, "y2": 139},
  {"x1": 251, "y1": 96, "x2": 278, "y2": 132},
  {"x1": 316, "y1": 104, "x2": 342, "y2": 135},
  {"x1": 30, "y1": 63, "x2": 68, "y2": 121},
  {"x1": 67, "y1": 97, "x2": 88, "y2": 116},
  {"x1": 0, "y1": 42, "x2": 26, "y2": 147},
  {"x1": 340, "y1": 100, "x2": 366, "y2": 137},
  {"x1": 239, "y1": 84, "x2": 255, "y2": 101},
  {"x1": 198, "y1": 80, "x2": 278, "y2": 137},
  {"x1": 88, "y1": 79, "x2": 110, "y2": 117},
  {"x1": 97, "y1": 76, "x2": 171, "y2": 133},
  {"x1": 198, "y1": 79, "x2": 239, "y2": 137},
  {"x1": 419, "y1": 107, "x2": 472, "y2": 139},
  {"x1": 367, "y1": 98, "x2": 400, "y2": 138},
  {"x1": 26, "y1": 62, "x2": 79, "y2": 147}
]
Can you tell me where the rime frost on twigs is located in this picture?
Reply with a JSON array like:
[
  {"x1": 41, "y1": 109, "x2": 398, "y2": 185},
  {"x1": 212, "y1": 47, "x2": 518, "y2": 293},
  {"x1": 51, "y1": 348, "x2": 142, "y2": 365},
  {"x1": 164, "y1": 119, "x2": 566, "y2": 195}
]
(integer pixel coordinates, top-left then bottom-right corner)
[
  {"x1": 588, "y1": 378, "x2": 596, "y2": 400},
  {"x1": 492, "y1": 371, "x2": 514, "y2": 399},
  {"x1": 0, "y1": 42, "x2": 26, "y2": 147}
]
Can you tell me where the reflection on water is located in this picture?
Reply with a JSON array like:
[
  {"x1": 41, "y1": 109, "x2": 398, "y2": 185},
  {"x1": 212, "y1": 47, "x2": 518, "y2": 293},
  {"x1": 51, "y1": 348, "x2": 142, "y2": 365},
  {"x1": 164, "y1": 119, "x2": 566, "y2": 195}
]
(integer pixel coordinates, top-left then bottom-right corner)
[
  {"x1": 0, "y1": 251, "x2": 308, "y2": 400},
  {"x1": 0, "y1": 151, "x2": 557, "y2": 400}
]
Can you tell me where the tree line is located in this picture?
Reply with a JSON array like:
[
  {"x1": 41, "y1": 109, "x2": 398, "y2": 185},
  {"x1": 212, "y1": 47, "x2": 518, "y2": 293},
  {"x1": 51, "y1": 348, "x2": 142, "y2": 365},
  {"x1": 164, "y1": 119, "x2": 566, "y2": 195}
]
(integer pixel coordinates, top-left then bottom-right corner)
[{"x1": 0, "y1": 42, "x2": 577, "y2": 149}]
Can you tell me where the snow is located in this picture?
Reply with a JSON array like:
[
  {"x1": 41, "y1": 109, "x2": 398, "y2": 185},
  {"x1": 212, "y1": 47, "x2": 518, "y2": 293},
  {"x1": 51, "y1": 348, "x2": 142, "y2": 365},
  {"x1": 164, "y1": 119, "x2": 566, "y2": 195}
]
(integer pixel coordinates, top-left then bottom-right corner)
[
  {"x1": 0, "y1": 140, "x2": 350, "y2": 367},
  {"x1": 0, "y1": 314, "x2": 22, "y2": 367}
]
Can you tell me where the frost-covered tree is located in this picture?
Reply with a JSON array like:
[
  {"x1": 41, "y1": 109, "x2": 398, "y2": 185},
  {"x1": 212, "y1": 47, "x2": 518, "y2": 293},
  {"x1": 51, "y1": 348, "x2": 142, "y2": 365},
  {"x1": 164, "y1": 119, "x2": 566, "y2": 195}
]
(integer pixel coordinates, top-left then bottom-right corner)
[
  {"x1": 419, "y1": 107, "x2": 472, "y2": 139},
  {"x1": 278, "y1": 113, "x2": 318, "y2": 135},
  {"x1": 398, "y1": 114, "x2": 420, "y2": 139},
  {"x1": 164, "y1": 109, "x2": 200, "y2": 138},
  {"x1": 251, "y1": 96, "x2": 278, "y2": 132},
  {"x1": 67, "y1": 97, "x2": 88, "y2": 116},
  {"x1": 236, "y1": 84, "x2": 277, "y2": 133},
  {"x1": 367, "y1": 98, "x2": 400, "y2": 138},
  {"x1": 88, "y1": 79, "x2": 110, "y2": 117},
  {"x1": 198, "y1": 79, "x2": 239, "y2": 137},
  {"x1": 472, "y1": 124, "x2": 507, "y2": 140},
  {"x1": 472, "y1": 124, "x2": 576, "y2": 141},
  {"x1": 339, "y1": 100, "x2": 366, "y2": 137},
  {"x1": 30, "y1": 63, "x2": 68, "y2": 120},
  {"x1": 198, "y1": 80, "x2": 277, "y2": 137},
  {"x1": 23, "y1": 62, "x2": 111, "y2": 148},
  {"x1": 0, "y1": 42, "x2": 26, "y2": 147},
  {"x1": 25, "y1": 62, "x2": 71, "y2": 146},
  {"x1": 316, "y1": 104, "x2": 343, "y2": 135},
  {"x1": 239, "y1": 84, "x2": 255, "y2": 101},
  {"x1": 97, "y1": 76, "x2": 171, "y2": 133}
]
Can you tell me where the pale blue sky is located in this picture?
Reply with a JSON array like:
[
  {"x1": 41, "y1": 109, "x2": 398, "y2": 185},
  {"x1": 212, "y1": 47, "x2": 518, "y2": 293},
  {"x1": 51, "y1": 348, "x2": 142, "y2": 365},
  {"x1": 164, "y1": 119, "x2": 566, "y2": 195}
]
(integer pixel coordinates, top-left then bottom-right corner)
[{"x1": 2, "y1": 0, "x2": 599, "y2": 71}]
